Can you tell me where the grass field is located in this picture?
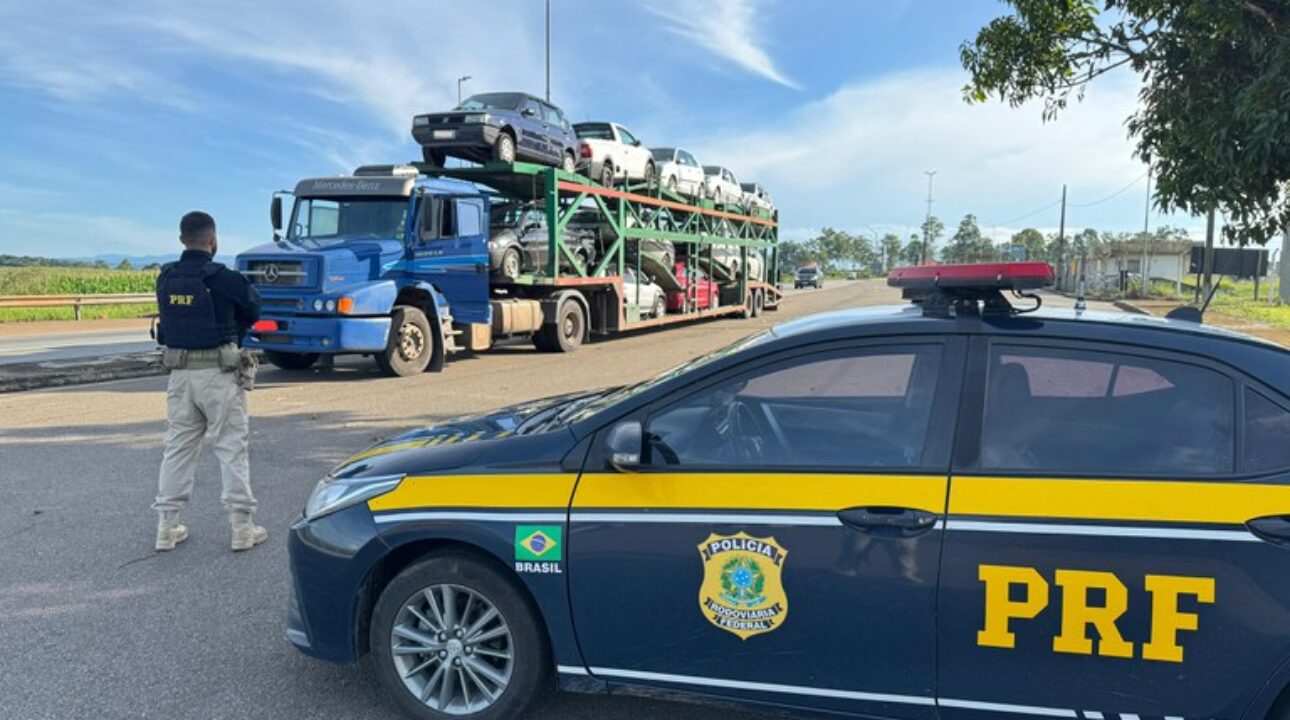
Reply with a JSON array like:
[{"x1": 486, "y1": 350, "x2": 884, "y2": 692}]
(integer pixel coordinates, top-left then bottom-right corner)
[{"x1": 0, "y1": 266, "x2": 158, "y2": 322}]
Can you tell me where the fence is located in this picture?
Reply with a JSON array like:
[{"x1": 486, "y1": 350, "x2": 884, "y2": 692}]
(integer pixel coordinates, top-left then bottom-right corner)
[{"x1": 0, "y1": 293, "x2": 155, "y2": 320}]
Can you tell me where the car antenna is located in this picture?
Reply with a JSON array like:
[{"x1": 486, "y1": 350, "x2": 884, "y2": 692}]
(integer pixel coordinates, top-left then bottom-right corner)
[{"x1": 1164, "y1": 274, "x2": 1224, "y2": 324}]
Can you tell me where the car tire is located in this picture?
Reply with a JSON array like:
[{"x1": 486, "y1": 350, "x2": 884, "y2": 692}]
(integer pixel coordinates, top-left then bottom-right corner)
[
  {"x1": 533, "y1": 296, "x2": 585, "y2": 353},
  {"x1": 644, "y1": 162, "x2": 657, "y2": 186},
  {"x1": 492, "y1": 132, "x2": 517, "y2": 164},
  {"x1": 376, "y1": 306, "x2": 433, "y2": 377},
  {"x1": 652, "y1": 294, "x2": 666, "y2": 319},
  {"x1": 562, "y1": 151, "x2": 576, "y2": 174},
  {"x1": 666, "y1": 176, "x2": 678, "y2": 194},
  {"x1": 499, "y1": 248, "x2": 521, "y2": 281},
  {"x1": 263, "y1": 350, "x2": 320, "y2": 370},
  {"x1": 421, "y1": 147, "x2": 447, "y2": 167},
  {"x1": 370, "y1": 553, "x2": 550, "y2": 720},
  {"x1": 713, "y1": 189, "x2": 723, "y2": 205},
  {"x1": 751, "y1": 289, "x2": 764, "y2": 317},
  {"x1": 599, "y1": 162, "x2": 614, "y2": 188}
]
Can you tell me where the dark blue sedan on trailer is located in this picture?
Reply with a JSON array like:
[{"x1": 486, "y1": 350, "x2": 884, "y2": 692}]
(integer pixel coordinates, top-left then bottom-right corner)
[
  {"x1": 286, "y1": 263, "x2": 1290, "y2": 720},
  {"x1": 412, "y1": 92, "x2": 578, "y2": 173}
]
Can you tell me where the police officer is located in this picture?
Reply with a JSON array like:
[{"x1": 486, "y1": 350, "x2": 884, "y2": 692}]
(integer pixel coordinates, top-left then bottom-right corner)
[{"x1": 153, "y1": 211, "x2": 267, "y2": 552}]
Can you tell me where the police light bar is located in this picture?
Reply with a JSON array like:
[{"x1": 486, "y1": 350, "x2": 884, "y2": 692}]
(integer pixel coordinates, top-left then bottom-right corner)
[{"x1": 887, "y1": 262, "x2": 1055, "y2": 292}]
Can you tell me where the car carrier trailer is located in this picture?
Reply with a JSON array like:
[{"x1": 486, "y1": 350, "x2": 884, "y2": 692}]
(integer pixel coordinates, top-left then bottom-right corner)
[{"x1": 235, "y1": 161, "x2": 780, "y2": 377}]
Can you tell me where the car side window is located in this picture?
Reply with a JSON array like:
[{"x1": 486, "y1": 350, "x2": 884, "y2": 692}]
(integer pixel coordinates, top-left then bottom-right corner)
[
  {"x1": 643, "y1": 346, "x2": 944, "y2": 469},
  {"x1": 980, "y1": 345, "x2": 1235, "y2": 475},
  {"x1": 680, "y1": 151, "x2": 696, "y2": 166},
  {"x1": 455, "y1": 198, "x2": 483, "y2": 237},
  {"x1": 618, "y1": 126, "x2": 638, "y2": 145},
  {"x1": 1245, "y1": 388, "x2": 1290, "y2": 473},
  {"x1": 541, "y1": 104, "x2": 562, "y2": 125}
]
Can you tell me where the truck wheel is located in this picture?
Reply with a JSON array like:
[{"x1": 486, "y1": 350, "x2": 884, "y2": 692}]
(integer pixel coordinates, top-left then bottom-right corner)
[
  {"x1": 263, "y1": 351, "x2": 320, "y2": 370},
  {"x1": 493, "y1": 132, "x2": 516, "y2": 164},
  {"x1": 561, "y1": 151, "x2": 576, "y2": 174},
  {"x1": 533, "y1": 297, "x2": 584, "y2": 353},
  {"x1": 370, "y1": 553, "x2": 550, "y2": 720},
  {"x1": 499, "y1": 248, "x2": 521, "y2": 281},
  {"x1": 376, "y1": 306, "x2": 433, "y2": 377},
  {"x1": 599, "y1": 162, "x2": 614, "y2": 188},
  {"x1": 421, "y1": 147, "x2": 446, "y2": 167}
]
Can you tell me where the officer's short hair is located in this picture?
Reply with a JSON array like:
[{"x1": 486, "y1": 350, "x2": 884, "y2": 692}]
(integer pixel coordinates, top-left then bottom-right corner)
[{"x1": 180, "y1": 211, "x2": 216, "y2": 245}]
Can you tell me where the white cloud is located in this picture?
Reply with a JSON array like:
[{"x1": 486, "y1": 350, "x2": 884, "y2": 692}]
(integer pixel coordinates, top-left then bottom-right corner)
[
  {"x1": 685, "y1": 67, "x2": 1203, "y2": 241},
  {"x1": 645, "y1": 0, "x2": 797, "y2": 88}
]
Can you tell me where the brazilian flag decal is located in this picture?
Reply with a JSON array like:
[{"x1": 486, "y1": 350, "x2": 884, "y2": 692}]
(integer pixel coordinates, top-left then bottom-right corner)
[{"x1": 515, "y1": 526, "x2": 562, "y2": 561}]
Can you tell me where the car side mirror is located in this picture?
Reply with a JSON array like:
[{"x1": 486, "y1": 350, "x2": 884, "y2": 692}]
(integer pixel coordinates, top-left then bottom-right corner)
[
  {"x1": 521, "y1": 108, "x2": 536, "y2": 117},
  {"x1": 606, "y1": 420, "x2": 643, "y2": 471}
]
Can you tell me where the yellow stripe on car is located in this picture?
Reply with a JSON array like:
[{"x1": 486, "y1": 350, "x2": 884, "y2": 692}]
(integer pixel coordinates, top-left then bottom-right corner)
[
  {"x1": 368, "y1": 473, "x2": 580, "y2": 512},
  {"x1": 342, "y1": 438, "x2": 431, "y2": 465},
  {"x1": 951, "y1": 476, "x2": 1290, "y2": 525},
  {"x1": 574, "y1": 472, "x2": 947, "y2": 513}
]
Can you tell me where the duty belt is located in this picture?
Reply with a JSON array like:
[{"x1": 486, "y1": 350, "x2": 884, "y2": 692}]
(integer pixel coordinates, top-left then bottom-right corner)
[{"x1": 163, "y1": 345, "x2": 235, "y2": 370}]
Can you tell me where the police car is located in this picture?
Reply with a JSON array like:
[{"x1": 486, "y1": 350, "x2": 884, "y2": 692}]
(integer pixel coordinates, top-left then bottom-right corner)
[{"x1": 288, "y1": 262, "x2": 1290, "y2": 720}]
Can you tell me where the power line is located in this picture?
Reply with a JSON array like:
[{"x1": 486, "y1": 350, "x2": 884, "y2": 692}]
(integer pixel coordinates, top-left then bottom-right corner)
[
  {"x1": 1070, "y1": 171, "x2": 1150, "y2": 208},
  {"x1": 988, "y1": 198, "x2": 1063, "y2": 228}
]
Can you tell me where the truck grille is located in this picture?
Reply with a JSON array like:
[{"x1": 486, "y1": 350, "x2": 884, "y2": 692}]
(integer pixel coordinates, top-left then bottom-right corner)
[{"x1": 244, "y1": 261, "x2": 308, "y2": 288}]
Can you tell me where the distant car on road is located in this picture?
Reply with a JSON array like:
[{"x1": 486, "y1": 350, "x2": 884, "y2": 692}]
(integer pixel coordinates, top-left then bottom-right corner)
[
  {"x1": 413, "y1": 92, "x2": 578, "y2": 172},
  {"x1": 740, "y1": 182, "x2": 774, "y2": 214},
  {"x1": 702, "y1": 165, "x2": 743, "y2": 207},
  {"x1": 621, "y1": 267, "x2": 666, "y2": 319},
  {"x1": 573, "y1": 122, "x2": 656, "y2": 187},
  {"x1": 795, "y1": 266, "x2": 824, "y2": 289},
  {"x1": 651, "y1": 147, "x2": 706, "y2": 199},
  {"x1": 488, "y1": 201, "x2": 595, "y2": 280},
  {"x1": 667, "y1": 262, "x2": 720, "y2": 312}
]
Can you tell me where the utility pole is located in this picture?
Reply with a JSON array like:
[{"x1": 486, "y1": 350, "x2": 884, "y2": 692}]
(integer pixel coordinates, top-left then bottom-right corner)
[
  {"x1": 1202, "y1": 208, "x2": 1217, "y2": 300},
  {"x1": 1056, "y1": 184, "x2": 1067, "y2": 291},
  {"x1": 457, "y1": 75, "x2": 472, "y2": 104},
  {"x1": 1140, "y1": 165, "x2": 1152, "y2": 296},
  {"x1": 545, "y1": 0, "x2": 552, "y2": 101},
  {"x1": 921, "y1": 170, "x2": 936, "y2": 265},
  {"x1": 1279, "y1": 228, "x2": 1289, "y2": 303}
]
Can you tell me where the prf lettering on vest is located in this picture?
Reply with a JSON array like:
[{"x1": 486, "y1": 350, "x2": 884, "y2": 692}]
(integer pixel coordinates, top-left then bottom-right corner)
[
  {"x1": 977, "y1": 564, "x2": 1215, "y2": 663},
  {"x1": 169, "y1": 294, "x2": 195, "y2": 306}
]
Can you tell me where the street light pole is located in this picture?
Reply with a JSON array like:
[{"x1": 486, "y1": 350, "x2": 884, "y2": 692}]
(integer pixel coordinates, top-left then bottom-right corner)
[
  {"x1": 545, "y1": 0, "x2": 551, "y2": 101},
  {"x1": 921, "y1": 171, "x2": 936, "y2": 265},
  {"x1": 457, "y1": 75, "x2": 472, "y2": 104}
]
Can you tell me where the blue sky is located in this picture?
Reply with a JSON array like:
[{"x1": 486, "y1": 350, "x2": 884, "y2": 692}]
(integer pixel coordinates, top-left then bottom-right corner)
[{"x1": 0, "y1": 0, "x2": 1201, "y2": 259}]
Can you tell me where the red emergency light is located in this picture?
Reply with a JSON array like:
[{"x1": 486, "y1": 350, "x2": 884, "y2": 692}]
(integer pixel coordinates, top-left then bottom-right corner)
[
  {"x1": 251, "y1": 320, "x2": 279, "y2": 333},
  {"x1": 887, "y1": 262, "x2": 1054, "y2": 291}
]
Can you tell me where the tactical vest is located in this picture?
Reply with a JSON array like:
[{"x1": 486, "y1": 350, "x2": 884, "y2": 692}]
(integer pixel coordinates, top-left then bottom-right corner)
[{"x1": 156, "y1": 261, "x2": 226, "y2": 349}]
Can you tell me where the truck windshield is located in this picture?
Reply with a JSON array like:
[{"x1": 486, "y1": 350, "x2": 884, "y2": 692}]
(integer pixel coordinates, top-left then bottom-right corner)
[
  {"x1": 289, "y1": 197, "x2": 409, "y2": 244},
  {"x1": 456, "y1": 93, "x2": 525, "y2": 111}
]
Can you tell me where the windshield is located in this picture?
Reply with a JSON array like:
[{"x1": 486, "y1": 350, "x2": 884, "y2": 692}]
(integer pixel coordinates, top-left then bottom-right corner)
[
  {"x1": 289, "y1": 197, "x2": 408, "y2": 244},
  {"x1": 566, "y1": 330, "x2": 775, "y2": 423},
  {"x1": 650, "y1": 148, "x2": 674, "y2": 161},
  {"x1": 456, "y1": 92, "x2": 525, "y2": 111},
  {"x1": 574, "y1": 123, "x2": 614, "y2": 140},
  {"x1": 702, "y1": 165, "x2": 721, "y2": 175}
]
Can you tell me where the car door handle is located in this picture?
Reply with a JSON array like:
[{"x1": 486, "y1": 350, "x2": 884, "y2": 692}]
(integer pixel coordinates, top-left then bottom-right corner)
[
  {"x1": 1247, "y1": 515, "x2": 1290, "y2": 544},
  {"x1": 837, "y1": 506, "x2": 940, "y2": 534}
]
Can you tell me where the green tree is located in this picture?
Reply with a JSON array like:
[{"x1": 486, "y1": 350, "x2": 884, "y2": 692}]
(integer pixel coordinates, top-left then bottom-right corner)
[
  {"x1": 900, "y1": 236, "x2": 926, "y2": 266},
  {"x1": 1011, "y1": 228, "x2": 1047, "y2": 261},
  {"x1": 881, "y1": 233, "x2": 903, "y2": 272},
  {"x1": 116, "y1": 258, "x2": 133, "y2": 271},
  {"x1": 919, "y1": 216, "x2": 945, "y2": 261},
  {"x1": 941, "y1": 214, "x2": 998, "y2": 263},
  {"x1": 962, "y1": 0, "x2": 1290, "y2": 246}
]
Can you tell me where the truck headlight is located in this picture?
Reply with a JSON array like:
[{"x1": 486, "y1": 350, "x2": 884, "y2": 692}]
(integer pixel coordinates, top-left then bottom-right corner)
[
  {"x1": 313, "y1": 299, "x2": 324, "y2": 312},
  {"x1": 305, "y1": 473, "x2": 404, "y2": 520},
  {"x1": 324, "y1": 299, "x2": 336, "y2": 312}
]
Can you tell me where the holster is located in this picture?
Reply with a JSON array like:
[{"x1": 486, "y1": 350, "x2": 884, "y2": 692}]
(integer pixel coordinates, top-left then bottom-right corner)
[
  {"x1": 218, "y1": 344, "x2": 242, "y2": 372},
  {"x1": 236, "y1": 350, "x2": 259, "y2": 391},
  {"x1": 161, "y1": 348, "x2": 187, "y2": 370}
]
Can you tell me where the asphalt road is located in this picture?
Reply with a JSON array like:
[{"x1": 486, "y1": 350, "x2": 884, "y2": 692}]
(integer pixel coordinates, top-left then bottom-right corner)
[
  {"x1": 0, "y1": 280, "x2": 894, "y2": 720},
  {"x1": 0, "y1": 326, "x2": 156, "y2": 365}
]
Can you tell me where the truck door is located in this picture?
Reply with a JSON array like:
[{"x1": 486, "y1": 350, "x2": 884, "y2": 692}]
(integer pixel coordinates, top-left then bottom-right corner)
[
  {"x1": 569, "y1": 338, "x2": 965, "y2": 718},
  {"x1": 411, "y1": 195, "x2": 489, "y2": 325},
  {"x1": 938, "y1": 338, "x2": 1290, "y2": 718}
]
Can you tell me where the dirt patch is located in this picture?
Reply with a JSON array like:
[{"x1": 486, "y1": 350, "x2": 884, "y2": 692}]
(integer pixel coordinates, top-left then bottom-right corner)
[{"x1": 1126, "y1": 299, "x2": 1290, "y2": 347}]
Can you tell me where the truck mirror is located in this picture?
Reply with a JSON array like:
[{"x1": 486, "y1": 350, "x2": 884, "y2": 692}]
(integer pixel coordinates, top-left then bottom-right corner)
[
  {"x1": 606, "y1": 420, "x2": 643, "y2": 471},
  {"x1": 270, "y1": 196, "x2": 283, "y2": 236}
]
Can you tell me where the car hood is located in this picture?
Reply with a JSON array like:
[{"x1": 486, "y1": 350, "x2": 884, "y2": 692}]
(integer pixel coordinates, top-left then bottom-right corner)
[{"x1": 331, "y1": 389, "x2": 604, "y2": 476}]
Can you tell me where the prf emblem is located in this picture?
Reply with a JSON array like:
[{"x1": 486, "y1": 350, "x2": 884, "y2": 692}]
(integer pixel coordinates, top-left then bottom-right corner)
[
  {"x1": 168, "y1": 294, "x2": 194, "y2": 306},
  {"x1": 978, "y1": 564, "x2": 1215, "y2": 663},
  {"x1": 697, "y1": 532, "x2": 788, "y2": 640}
]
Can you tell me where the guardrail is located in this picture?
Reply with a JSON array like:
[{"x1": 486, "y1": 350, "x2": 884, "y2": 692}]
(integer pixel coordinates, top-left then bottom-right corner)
[{"x1": 0, "y1": 293, "x2": 155, "y2": 320}]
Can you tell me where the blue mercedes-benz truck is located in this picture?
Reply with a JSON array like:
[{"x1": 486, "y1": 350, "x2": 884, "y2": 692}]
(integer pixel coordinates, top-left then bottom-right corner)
[{"x1": 235, "y1": 162, "x2": 780, "y2": 377}]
